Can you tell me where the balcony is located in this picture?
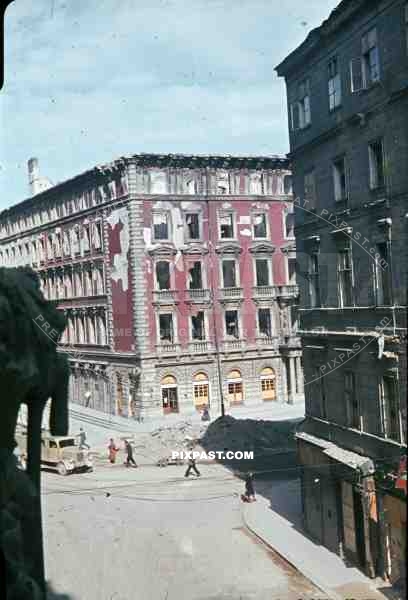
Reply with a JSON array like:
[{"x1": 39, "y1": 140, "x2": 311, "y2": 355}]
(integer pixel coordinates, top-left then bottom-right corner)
[
  {"x1": 219, "y1": 287, "x2": 243, "y2": 300},
  {"x1": 276, "y1": 285, "x2": 299, "y2": 300},
  {"x1": 152, "y1": 289, "x2": 178, "y2": 304},
  {"x1": 221, "y1": 339, "x2": 245, "y2": 352},
  {"x1": 188, "y1": 340, "x2": 212, "y2": 353},
  {"x1": 255, "y1": 336, "x2": 279, "y2": 349},
  {"x1": 252, "y1": 285, "x2": 276, "y2": 298},
  {"x1": 185, "y1": 288, "x2": 211, "y2": 303},
  {"x1": 155, "y1": 342, "x2": 180, "y2": 355}
]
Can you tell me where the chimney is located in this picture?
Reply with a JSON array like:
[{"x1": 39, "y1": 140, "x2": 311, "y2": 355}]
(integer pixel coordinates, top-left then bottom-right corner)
[{"x1": 27, "y1": 157, "x2": 53, "y2": 196}]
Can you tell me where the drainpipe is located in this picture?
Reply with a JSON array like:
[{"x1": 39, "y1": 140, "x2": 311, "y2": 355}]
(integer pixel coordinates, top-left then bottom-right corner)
[{"x1": 206, "y1": 197, "x2": 225, "y2": 418}]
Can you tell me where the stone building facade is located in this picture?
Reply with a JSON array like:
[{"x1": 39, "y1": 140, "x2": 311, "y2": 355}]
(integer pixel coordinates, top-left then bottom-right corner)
[
  {"x1": 276, "y1": 0, "x2": 407, "y2": 589},
  {"x1": 0, "y1": 154, "x2": 304, "y2": 419}
]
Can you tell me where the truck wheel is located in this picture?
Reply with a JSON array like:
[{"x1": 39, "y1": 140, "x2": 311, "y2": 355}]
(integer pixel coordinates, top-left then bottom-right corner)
[{"x1": 57, "y1": 462, "x2": 68, "y2": 476}]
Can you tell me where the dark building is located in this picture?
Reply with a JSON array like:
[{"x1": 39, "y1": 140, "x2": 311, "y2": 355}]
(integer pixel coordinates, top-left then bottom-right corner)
[{"x1": 276, "y1": 0, "x2": 407, "y2": 589}]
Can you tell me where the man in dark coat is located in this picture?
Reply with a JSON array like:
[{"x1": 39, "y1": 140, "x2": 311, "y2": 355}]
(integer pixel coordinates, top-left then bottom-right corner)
[
  {"x1": 184, "y1": 457, "x2": 201, "y2": 477},
  {"x1": 124, "y1": 440, "x2": 137, "y2": 467},
  {"x1": 244, "y1": 472, "x2": 256, "y2": 501}
]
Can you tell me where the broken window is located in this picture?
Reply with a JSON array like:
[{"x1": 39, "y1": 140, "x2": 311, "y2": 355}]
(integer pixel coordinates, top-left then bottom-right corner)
[
  {"x1": 328, "y1": 57, "x2": 341, "y2": 110},
  {"x1": 225, "y1": 310, "x2": 239, "y2": 339},
  {"x1": 345, "y1": 371, "x2": 360, "y2": 430},
  {"x1": 153, "y1": 213, "x2": 169, "y2": 240},
  {"x1": 189, "y1": 262, "x2": 202, "y2": 289},
  {"x1": 255, "y1": 259, "x2": 270, "y2": 286},
  {"x1": 156, "y1": 261, "x2": 171, "y2": 290},
  {"x1": 185, "y1": 213, "x2": 200, "y2": 240},
  {"x1": 253, "y1": 213, "x2": 267, "y2": 238},
  {"x1": 380, "y1": 375, "x2": 401, "y2": 442},
  {"x1": 288, "y1": 258, "x2": 297, "y2": 284},
  {"x1": 191, "y1": 312, "x2": 205, "y2": 340},
  {"x1": 338, "y1": 245, "x2": 353, "y2": 307},
  {"x1": 258, "y1": 308, "x2": 272, "y2": 337},
  {"x1": 222, "y1": 260, "x2": 237, "y2": 288},
  {"x1": 285, "y1": 211, "x2": 295, "y2": 238},
  {"x1": 219, "y1": 213, "x2": 234, "y2": 239},
  {"x1": 374, "y1": 242, "x2": 391, "y2": 305},
  {"x1": 368, "y1": 139, "x2": 385, "y2": 189},
  {"x1": 159, "y1": 314, "x2": 174, "y2": 343},
  {"x1": 333, "y1": 157, "x2": 347, "y2": 201}
]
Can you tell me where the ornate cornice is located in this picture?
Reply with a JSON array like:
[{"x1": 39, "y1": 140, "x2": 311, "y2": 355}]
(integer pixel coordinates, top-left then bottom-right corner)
[
  {"x1": 147, "y1": 244, "x2": 178, "y2": 257},
  {"x1": 248, "y1": 241, "x2": 276, "y2": 255},
  {"x1": 215, "y1": 242, "x2": 242, "y2": 255}
]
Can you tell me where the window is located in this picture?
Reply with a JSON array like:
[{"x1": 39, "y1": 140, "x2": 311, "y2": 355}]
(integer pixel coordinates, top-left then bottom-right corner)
[
  {"x1": 253, "y1": 213, "x2": 267, "y2": 239},
  {"x1": 290, "y1": 78, "x2": 311, "y2": 130},
  {"x1": 333, "y1": 157, "x2": 347, "y2": 201},
  {"x1": 285, "y1": 211, "x2": 295, "y2": 238},
  {"x1": 312, "y1": 369, "x2": 327, "y2": 419},
  {"x1": 225, "y1": 310, "x2": 239, "y2": 339},
  {"x1": 283, "y1": 175, "x2": 292, "y2": 195},
  {"x1": 185, "y1": 213, "x2": 200, "y2": 240},
  {"x1": 159, "y1": 314, "x2": 174, "y2": 343},
  {"x1": 380, "y1": 375, "x2": 401, "y2": 442},
  {"x1": 188, "y1": 261, "x2": 203, "y2": 289},
  {"x1": 345, "y1": 371, "x2": 360, "y2": 429},
  {"x1": 328, "y1": 57, "x2": 341, "y2": 110},
  {"x1": 369, "y1": 140, "x2": 385, "y2": 189},
  {"x1": 191, "y1": 312, "x2": 205, "y2": 340},
  {"x1": 222, "y1": 260, "x2": 237, "y2": 288},
  {"x1": 288, "y1": 258, "x2": 296, "y2": 284},
  {"x1": 304, "y1": 171, "x2": 316, "y2": 208},
  {"x1": 258, "y1": 308, "x2": 272, "y2": 337},
  {"x1": 219, "y1": 213, "x2": 234, "y2": 239},
  {"x1": 255, "y1": 259, "x2": 270, "y2": 286},
  {"x1": 227, "y1": 370, "x2": 243, "y2": 404},
  {"x1": 156, "y1": 261, "x2": 171, "y2": 290},
  {"x1": 261, "y1": 367, "x2": 276, "y2": 401},
  {"x1": 362, "y1": 28, "x2": 380, "y2": 86},
  {"x1": 338, "y1": 245, "x2": 353, "y2": 307},
  {"x1": 153, "y1": 213, "x2": 169, "y2": 240},
  {"x1": 308, "y1": 252, "x2": 320, "y2": 308},
  {"x1": 374, "y1": 242, "x2": 391, "y2": 305},
  {"x1": 193, "y1": 372, "x2": 209, "y2": 409}
]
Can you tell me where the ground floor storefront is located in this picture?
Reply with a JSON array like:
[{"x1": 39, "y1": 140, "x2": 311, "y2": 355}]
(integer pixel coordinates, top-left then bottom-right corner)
[
  {"x1": 67, "y1": 352, "x2": 305, "y2": 419},
  {"x1": 296, "y1": 432, "x2": 407, "y2": 591}
]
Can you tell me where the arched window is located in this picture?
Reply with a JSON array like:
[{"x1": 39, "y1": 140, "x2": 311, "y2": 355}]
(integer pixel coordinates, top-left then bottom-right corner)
[
  {"x1": 193, "y1": 372, "x2": 210, "y2": 410},
  {"x1": 261, "y1": 367, "x2": 276, "y2": 401},
  {"x1": 161, "y1": 374, "x2": 179, "y2": 414},
  {"x1": 283, "y1": 175, "x2": 293, "y2": 195},
  {"x1": 88, "y1": 315, "x2": 96, "y2": 345},
  {"x1": 94, "y1": 267, "x2": 104, "y2": 295},
  {"x1": 227, "y1": 369, "x2": 243, "y2": 405},
  {"x1": 97, "y1": 314, "x2": 107, "y2": 345},
  {"x1": 77, "y1": 316, "x2": 85, "y2": 344}
]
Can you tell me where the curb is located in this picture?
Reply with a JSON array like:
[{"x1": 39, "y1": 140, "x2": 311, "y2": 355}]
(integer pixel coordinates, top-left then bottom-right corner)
[{"x1": 241, "y1": 504, "x2": 344, "y2": 600}]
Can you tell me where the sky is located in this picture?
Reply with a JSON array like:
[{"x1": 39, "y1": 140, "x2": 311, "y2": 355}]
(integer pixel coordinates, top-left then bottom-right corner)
[{"x1": 0, "y1": 0, "x2": 340, "y2": 209}]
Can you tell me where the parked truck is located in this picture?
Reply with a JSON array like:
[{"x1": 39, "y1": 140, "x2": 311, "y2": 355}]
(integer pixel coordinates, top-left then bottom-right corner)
[{"x1": 15, "y1": 427, "x2": 93, "y2": 475}]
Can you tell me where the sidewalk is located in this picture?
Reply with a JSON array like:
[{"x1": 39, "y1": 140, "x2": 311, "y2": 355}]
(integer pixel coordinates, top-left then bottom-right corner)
[{"x1": 242, "y1": 481, "x2": 400, "y2": 600}]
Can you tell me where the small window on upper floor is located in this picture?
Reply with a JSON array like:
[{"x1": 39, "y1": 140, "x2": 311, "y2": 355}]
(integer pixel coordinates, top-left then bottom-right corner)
[
  {"x1": 368, "y1": 139, "x2": 385, "y2": 189},
  {"x1": 290, "y1": 78, "x2": 311, "y2": 130},
  {"x1": 253, "y1": 213, "x2": 267, "y2": 239},
  {"x1": 333, "y1": 157, "x2": 348, "y2": 201},
  {"x1": 185, "y1": 213, "x2": 200, "y2": 240},
  {"x1": 283, "y1": 175, "x2": 292, "y2": 195},
  {"x1": 304, "y1": 171, "x2": 316, "y2": 209},
  {"x1": 328, "y1": 57, "x2": 341, "y2": 110},
  {"x1": 285, "y1": 211, "x2": 295, "y2": 239},
  {"x1": 219, "y1": 213, "x2": 234, "y2": 239},
  {"x1": 153, "y1": 213, "x2": 170, "y2": 240},
  {"x1": 351, "y1": 28, "x2": 380, "y2": 92}
]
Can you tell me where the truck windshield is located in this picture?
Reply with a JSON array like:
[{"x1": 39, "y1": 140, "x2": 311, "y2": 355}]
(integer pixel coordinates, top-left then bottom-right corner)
[{"x1": 58, "y1": 439, "x2": 76, "y2": 448}]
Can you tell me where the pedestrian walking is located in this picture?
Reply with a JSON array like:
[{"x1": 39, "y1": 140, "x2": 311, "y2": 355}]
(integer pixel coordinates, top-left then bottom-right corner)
[
  {"x1": 201, "y1": 406, "x2": 210, "y2": 422},
  {"x1": 184, "y1": 457, "x2": 201, "y2": 477},
  {"x1": 243, "y1": 472, "x2": 256, "y2": 502},
  {"x1": 77, "y1": 427, "x2": 90, "y2": 449},
  {"x1": 124, "y1": 439, "x2": 138, "y2": 468},
  {"x1": 108, "y1": 438, "x2": 119, "y2": 464}
]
